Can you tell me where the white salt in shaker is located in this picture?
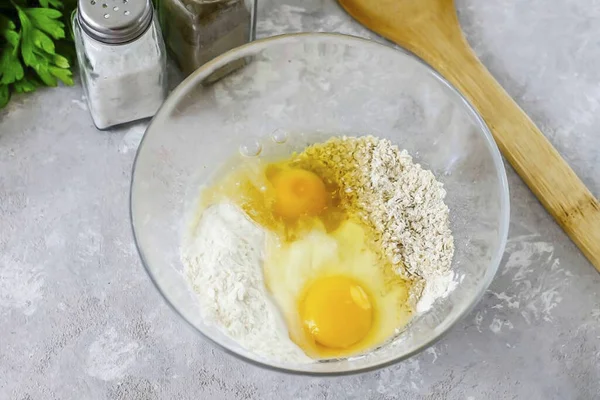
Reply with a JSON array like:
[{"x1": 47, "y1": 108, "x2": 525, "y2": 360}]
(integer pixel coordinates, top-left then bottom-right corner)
[{"x1": 73, "y1": 0, "x2": 167, "y2": 129}]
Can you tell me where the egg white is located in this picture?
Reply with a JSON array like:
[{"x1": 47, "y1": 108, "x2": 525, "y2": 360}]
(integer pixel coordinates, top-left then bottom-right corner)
[{"x1": 263, "y1": 218, "x2": 413, "y2": 358}]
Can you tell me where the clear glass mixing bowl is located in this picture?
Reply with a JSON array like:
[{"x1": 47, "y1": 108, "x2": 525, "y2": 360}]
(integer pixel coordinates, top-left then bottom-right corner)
[{"x1": 131, "y1": 33, "x2": 509, "y2": 375}]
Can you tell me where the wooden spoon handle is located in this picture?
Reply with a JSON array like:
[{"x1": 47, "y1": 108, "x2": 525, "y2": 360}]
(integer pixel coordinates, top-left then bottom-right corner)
[{"x1": 340, "y1": 1, "x2": 600, "y2": 270}]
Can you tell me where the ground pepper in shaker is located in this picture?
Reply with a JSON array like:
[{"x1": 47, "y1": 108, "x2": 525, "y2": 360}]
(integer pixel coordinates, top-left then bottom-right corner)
[
  {"x1": 73, "y1": 0, "x2": 168, "y2": 130},
  {"x1": 158, "y1": 0, "x2": 256, "y2": 76}
]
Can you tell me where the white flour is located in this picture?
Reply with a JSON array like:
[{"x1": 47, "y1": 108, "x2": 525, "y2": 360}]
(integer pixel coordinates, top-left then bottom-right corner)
[
  {"x1": 415, "y1": 270, "x2": 456, "y2": 313},
  {"x1": 182, "y1": 203, "x2": 311, "y2": 363}
]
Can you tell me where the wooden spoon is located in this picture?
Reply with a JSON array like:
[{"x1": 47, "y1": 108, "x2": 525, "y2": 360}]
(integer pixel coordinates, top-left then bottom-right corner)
[
  {"x1": 339, "y1": 0, "x2": 600, "y2": 271},
  {"x1": 338, "y1": 0, "x2": 600, "y2": 271}
]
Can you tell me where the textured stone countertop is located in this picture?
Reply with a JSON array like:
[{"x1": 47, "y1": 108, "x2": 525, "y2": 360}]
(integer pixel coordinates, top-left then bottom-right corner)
[{"x1": 1, "y1": 0, "x2": 600, "y2": 399}]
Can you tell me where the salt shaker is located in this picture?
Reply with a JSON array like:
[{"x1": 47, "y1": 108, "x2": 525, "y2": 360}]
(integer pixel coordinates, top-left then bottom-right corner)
[
  {"x1": 73, "y1": 0, "x2": 168, "y2": 129},
  {"x1": 158, "y1": 0, "x2": 256, "y2": 76}
]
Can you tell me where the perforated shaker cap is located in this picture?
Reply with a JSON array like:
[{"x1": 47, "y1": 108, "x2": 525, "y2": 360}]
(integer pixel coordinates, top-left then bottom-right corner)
[{"x1": 78, "y1": 0, "x2": 153, "y2": 44}]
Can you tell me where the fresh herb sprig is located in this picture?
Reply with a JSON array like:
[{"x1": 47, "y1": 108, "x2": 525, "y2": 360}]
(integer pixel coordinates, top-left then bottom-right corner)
[{"x1": 0, "y1": 0, "x2": 77, "y2": 108}]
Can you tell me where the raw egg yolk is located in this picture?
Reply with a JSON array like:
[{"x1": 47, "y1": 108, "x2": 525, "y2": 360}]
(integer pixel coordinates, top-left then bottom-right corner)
[
  {"x1": 271, "y1": 168, "x2": 327, "y2": 219},
  {"x1": 301, "y1": 276, "x2": 373, "y2": 349}
]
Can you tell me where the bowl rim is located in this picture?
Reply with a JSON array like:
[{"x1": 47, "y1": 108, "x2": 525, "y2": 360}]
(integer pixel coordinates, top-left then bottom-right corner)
[{"x1": 130, "y1": 32, "x2": 510, "y2": 376}]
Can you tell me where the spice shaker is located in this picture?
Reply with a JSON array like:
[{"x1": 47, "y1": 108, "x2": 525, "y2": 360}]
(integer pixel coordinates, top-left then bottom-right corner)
[
  {"x1": 73, "y1": 0, "x2": 168, "y2": 130},
  {"x1": 158, "y1": 0, "x2": 256, "y2": 76}
]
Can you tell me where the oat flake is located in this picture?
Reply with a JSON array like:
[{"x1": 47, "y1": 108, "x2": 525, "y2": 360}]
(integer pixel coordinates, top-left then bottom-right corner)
[{"x1": 295, "y1": 136, "x2": 455, "y2": 311}]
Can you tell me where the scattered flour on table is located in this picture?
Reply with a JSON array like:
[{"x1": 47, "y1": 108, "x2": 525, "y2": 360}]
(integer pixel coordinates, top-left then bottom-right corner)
[{"x1": 182, "y1": 203, "x2": 311, "y2": 363}]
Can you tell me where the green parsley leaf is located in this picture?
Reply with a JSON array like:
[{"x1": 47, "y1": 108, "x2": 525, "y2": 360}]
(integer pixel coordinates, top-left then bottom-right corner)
[
  {"x1": 32, "y1": 27, "x2": 56, "y2": 53},
  {"x1": 0, "y1": 16, "x2": 20, "y2": 47},
  {"x1": 0, "y1": 15, "x2": 24, "y2": 85},
  {"x1": 0, "y1": 48, "x2": 24, "y2": 85},
  {"x1": 50, "y1": 65, "x2": 72, "y2": 85},
  {"x1": 25, "y1": 8, "x2": 65, "y2": 40},
  {"x1": 0, "y1": 84, "x2": 10, "y2": 108},
  {"x1": 0, "y1": 0, "x2": 76, "y2": 109},
  {"x1": 13, "y1": 75, "x2": 40, "y2": 93},
  {"x1": 16, "y1": 7, "x2": 38, "y2": 68},
  {"x1": 53, "y1": 52, "x2": 69, "y2": 69},
  {"x1": 39, "y1": 0, "x2": 64, "y2": 9}
]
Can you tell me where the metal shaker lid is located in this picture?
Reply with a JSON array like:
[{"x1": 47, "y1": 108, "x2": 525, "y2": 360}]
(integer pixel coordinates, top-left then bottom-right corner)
[{"x1": 78, "y1": 0, "x2": 153, "y2": 44}]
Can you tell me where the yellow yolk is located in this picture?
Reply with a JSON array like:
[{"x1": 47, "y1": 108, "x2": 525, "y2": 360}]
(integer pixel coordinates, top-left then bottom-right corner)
[
  {"x1": 271, "y1": 168, "x2": 327, "y2": 219},
  {"x1": 300, "y1": 276, "x2": 373, "y2": 349}
]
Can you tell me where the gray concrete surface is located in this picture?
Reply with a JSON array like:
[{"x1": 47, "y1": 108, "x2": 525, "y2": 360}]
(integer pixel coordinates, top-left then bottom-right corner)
[{"x1": 1, "y1": 0, "x2": 599, "y2": 398}]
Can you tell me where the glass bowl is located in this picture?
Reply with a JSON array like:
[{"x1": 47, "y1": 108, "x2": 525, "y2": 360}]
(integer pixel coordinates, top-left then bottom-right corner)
[{"x1": 131, "y1": 33, "x2": 509, "y2": 375}]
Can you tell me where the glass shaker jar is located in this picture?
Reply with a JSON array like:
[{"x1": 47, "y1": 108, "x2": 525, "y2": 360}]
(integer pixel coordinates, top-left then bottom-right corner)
[
  {"x1": 73, "y1": 0, "x2": 168, "y2": 130},
  {"x1": 158, "y1": 0, "x2": 256, "y2": 76}
]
